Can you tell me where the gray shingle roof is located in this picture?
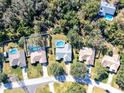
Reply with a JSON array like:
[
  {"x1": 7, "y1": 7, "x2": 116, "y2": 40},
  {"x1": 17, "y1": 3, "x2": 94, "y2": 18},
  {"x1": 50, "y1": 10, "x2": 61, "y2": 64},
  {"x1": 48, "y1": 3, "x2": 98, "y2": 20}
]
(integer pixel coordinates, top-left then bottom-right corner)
[{"x1": 100, "y1": 1, "x2": 116, "y2": 15}]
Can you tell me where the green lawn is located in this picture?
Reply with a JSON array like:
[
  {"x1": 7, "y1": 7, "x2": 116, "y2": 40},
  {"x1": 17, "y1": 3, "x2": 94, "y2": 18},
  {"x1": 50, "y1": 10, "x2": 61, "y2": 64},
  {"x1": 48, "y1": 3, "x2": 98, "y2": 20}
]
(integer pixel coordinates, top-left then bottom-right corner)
[
  {"x1": 111, "y1": 74, "x2": 119, "y2": 89},
  {"x1": 4, "y1": 88, "x2": 25, "y2": 93},
  {"x1": 3, "y1": 63, "x2": 23, "y2": 80},
  {"x1": 121, "y1": 0, "x2": 124, "y2": 3},
  {"x1": 27, "y1": 58, "x2": 43, "y2": 79},
  {"x1": 93, "y1": 87, "x2": 106, "y2": 93},
  {"x1": 35, "y1": 85, "x2": 49, "y2": 93}
]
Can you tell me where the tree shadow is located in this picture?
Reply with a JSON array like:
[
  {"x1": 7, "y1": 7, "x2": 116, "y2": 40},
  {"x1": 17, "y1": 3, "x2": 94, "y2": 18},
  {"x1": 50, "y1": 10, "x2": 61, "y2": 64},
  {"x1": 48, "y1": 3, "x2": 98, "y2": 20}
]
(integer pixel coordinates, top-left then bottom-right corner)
[
  {"x1": 55, "y1": 75, "x2": 66, "y2": 82},
  {"x1": 94, "y1": 73, "x2": 108, "y2": 84},
  {"x1": 73, "y1": 76, "x2": 92, "y2": 85},
  {"x1": 3, "y1": 81, "x2": 12, "y2": 89}
]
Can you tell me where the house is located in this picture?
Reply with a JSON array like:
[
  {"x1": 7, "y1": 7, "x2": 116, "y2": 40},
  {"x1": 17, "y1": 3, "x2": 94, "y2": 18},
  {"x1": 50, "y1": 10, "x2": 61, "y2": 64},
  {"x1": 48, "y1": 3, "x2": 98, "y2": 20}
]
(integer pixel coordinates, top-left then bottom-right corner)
[
  {"x1": 8, "y1": 48, "x2": 26, "y2": 67},
  {"x1": 101, "y1": 54, "x2": 120, "y2": 73},
  {"x1": 99, "y1": 0, "x2": 116, "y2": 16},
  {"x1": 79, "y1": 47, "x2": 95, "y2": 66},
  {"x1": 55, "y1": 41, "x2": 72, "y2": 62},
  {"x1": 30, "y1": 47, "x2": 47, "y2": 64}
]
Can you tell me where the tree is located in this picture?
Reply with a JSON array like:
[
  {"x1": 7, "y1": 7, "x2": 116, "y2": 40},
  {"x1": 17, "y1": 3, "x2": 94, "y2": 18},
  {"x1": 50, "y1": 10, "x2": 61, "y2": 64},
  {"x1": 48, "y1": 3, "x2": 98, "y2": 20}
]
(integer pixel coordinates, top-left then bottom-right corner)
[
  {"x1": 18, "y1": 36, "x2": 25, "y2": 48},
  {"x1": 81, "y1": 0, "x2": 100, "y2": 20},
  {"x1": 65, "y1": 83, "x2": 86, "y2": 93},
  {"x1": 48, "y1": 63, "x2": 65, "y2": 76},
  {"x1": 67, "y1": 30, "x2": 83, "y2": 49},
  {"x1": 53, "y1": 26, "x2": 62, "y2": 34},
  {"x1": 103, "y1": 22, "x2": 124, "y2": 46},
  {"x1": 116, "y1": 53, "x2": 124, "y2": 90},
  {"x1": 97, "y1": 20, "x2": 107, "y2": 31},
  {"x1": 28, "y1": 34, "x2": 45, "y2": 47},
  {"x1": 71, "y1": 62, "x2": 87, "y2": 78},
  {"x1": 0, "y1": 73, "x2": 8, "y2": 83}
]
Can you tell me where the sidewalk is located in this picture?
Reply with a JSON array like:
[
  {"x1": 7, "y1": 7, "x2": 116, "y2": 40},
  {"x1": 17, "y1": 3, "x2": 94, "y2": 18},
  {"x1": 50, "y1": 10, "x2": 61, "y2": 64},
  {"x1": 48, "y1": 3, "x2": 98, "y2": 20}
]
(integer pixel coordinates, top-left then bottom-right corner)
[
  {"x1": 87, "y1": 85, "x2": 94, "y2": 93},
  {"x1": 49, "y1": 82, "x2": 55, "y2": 93},
  {"x1": 0, "y1": 85, "x2": 4, "y2": 93}
]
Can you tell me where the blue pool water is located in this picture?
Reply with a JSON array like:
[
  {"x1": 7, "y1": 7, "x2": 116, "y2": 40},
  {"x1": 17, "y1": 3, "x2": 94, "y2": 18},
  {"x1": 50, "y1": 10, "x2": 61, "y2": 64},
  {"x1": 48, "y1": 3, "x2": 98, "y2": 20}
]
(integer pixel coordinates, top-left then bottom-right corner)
[
  {"x1": 9, "y1": 48, "x2": 17, "y2": 54},
  {"x1": 104, "y1": 14, "x2": 113, "y2": 21},
  {"x1": 32, "y1": 47, "x2": 41, "y2": 51},
  {"x1": 29, "y1": 46, "x2": 41, "y2": 52},
  {"x1": 55, "y1": 40, "x2": 65, "y2": 48}
]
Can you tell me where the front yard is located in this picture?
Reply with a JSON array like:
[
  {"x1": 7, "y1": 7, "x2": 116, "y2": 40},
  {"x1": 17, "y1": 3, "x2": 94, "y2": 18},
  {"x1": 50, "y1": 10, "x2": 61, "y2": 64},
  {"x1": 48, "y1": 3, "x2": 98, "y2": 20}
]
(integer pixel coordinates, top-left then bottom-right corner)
[
  {"x1": 27, "y1": 58, "x2": 43, "y2": 79},
  {"x1": 92, "y1": 87, "x2": 106, "y2": 93},
  {"x1": 35, "y1": 85, "x2": 49, "y2": 93},
  {"x1": 54, "y1": 82, "x2": 87, "y2": 93},
  {"x1": 91, "y1": 58, "x2": 108, "y2": 83},
  {"x1": 4, "y1": 88, "x2": 25, "y2": 93},
  {"x1": 3, "y1": 62, "x2": 23, "y2": 80}
]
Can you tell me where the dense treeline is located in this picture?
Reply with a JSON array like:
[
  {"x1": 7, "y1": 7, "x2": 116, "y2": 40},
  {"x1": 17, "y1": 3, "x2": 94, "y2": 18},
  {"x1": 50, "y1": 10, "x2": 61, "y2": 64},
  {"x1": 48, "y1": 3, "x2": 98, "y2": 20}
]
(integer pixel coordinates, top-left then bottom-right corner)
[{"x1": 0, "y1": 0, "x2": 124, "y2": 49}]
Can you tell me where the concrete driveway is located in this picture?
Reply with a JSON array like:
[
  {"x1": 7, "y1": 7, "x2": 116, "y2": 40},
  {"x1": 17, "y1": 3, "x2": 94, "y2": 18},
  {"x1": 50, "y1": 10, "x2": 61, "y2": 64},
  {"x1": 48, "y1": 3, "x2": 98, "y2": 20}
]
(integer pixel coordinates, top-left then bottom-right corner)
[
  {"x1": 65, "y1": 63, "x2": 71, "y2": 75},
  {"x1": 42, "y1": 65, "x2": 48, "y2": 77},
  {"x1": 22, "y1": 67, "x2": 28, "y2": 80},
  {"x1": 107, "y1": 73, "x2": 114, "y2": 85},
  {"x1": 49, "y1": 82, "x2": 55, "y2": 93}
]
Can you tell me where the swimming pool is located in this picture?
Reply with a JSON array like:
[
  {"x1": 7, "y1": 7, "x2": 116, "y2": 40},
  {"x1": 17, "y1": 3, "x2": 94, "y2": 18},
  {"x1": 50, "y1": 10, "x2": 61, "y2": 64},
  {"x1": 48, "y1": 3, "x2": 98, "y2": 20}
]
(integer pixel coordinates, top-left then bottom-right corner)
[
  {"x1": 32, "y1": 47, "x2": 41, "y2": 51},
  {"x1": 9, "y1": 48, "x2": 18, "y2": 54},
  {"x1": 104, "y1": 14, "x2": 113, "y2": 21},
  {"x1": 29, "y1": 46, "x2": 41, "y2": 52},
  {"x1": 55, "y1": 40, "x2": 65, "y2": 48}
]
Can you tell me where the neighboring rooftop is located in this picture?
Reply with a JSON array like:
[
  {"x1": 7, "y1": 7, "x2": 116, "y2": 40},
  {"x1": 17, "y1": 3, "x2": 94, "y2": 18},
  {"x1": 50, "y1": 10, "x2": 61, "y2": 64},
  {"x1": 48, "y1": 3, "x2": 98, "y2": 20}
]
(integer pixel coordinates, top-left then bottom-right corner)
[
  {"x1": 55, "y1": 40, "x2": 72, "y2": 62},
  {"x1": 8, "y1": 48, "x2": 26, "y2": 67},
  {"x1": 99, "y1": 0, "x2": 116, "y2": 16},
  {"x1": 30, "y1": 47, "x2": 47, "y2": 64},
  {"x1": 101, "y1": 54, "x2": 120, "y2": 73},
  {"x1": 79, "y1": 47, "x2": 95, "y2": 66}
]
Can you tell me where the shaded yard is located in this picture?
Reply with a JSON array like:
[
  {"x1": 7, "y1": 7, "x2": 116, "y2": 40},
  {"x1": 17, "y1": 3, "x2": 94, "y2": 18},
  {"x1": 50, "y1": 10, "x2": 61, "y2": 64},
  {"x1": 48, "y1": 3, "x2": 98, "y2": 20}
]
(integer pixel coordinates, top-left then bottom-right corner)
[{"x1": 91, "y1": 58, "x2": 108, "y2": 83}]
